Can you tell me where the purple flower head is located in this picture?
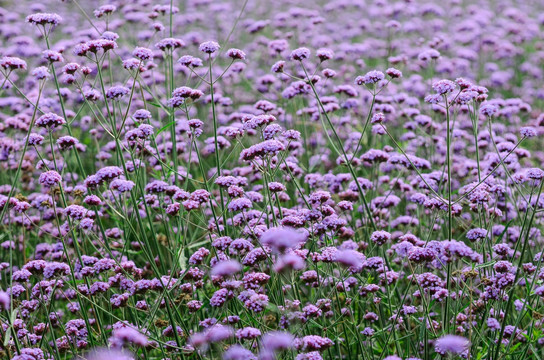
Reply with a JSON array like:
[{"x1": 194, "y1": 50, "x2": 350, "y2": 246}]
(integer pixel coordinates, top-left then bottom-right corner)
[
  {"x1": 316, "y1": 48, "x2": 334, "y2": 62},
  {"x1": 386, "y1": 68, "x2": 402, "y2": 78},
  {"x1": 223, "y1": 345, "x2": 257, "y2": 360},
  {"x1": 211, "y1": 260, "x2": 242, "y2": 277},
  {"x1": 290, "y1": 47, "x2": 311, "y2": 61},
  {"x1": 36, "y1": 113, "x2": 66, "y2": 129},
  {"x1": 487, "y1": 317, "x2": 501, "y2": 330},
  {"x1": 407, "y1": 246, "x2": 435, "y2": 263},
  {"x1": 206, "y1": 325, "x2": 234, "y2": 342},
  {"x1": 260, "y1": 227, "x2": 307, "y2": 253},
  {"x1": 28, "y1": 133, "x2": 45, "y2": 146},
  {"x1": 133, "y1": 109, "x2": 152, "y2": 122},
  {"x1": 199, "y1": 41, "x2": 220, "y2": 54},
  {"x1": 110, "y1": 327, "x2": 148, "y2": 348},
  {"x1": 262, "y1": 331, "x2": 294, "y2": 352},
  {"x1": 132, "y1": 47, "x2": 153, "y2": 61},
  {"x1": 355, "y1": 70, "x2": 385, "y2": 85},
  {"x1": 275, "y1": 253, "x2": 306, "y2": 272},
  {"x1": 106, "y1": 86, "x2": 130, "y2": 100},
  {"x1": 86, "y1": 349, "x2": 134, "y2": 360},
  {"x1": 527, "y1": 168, "x2": 544, "y2": 180},
  {"x1": 418, "y1": 49, "x2": 441, "y2": 61},
  {"x1": 434, "y1": 335, "x2": 470, "y2": 355},
  {"x1": 425, "y1": 94, "x2": 442, "y2": 104},
  {"x1": 102, "y1": 31, "x2": 119, "y2": 41},
  {"x1": 236, "y1": 327, "x2": 262, "y2": 340},
  {"x1": 95, "y1": 166, "x2": 124, "y2": 183},
  {"x1": 80, "y1": 218, "x2": 94, "y2": 230},
  {"x1": 370, "y1": 230, "x2": 391, "y2": 246},
  {"x1": 64, "y1": 204, "x2": 88, "y2": 220},
  {"x1": 156, "y1": 38, "x2": 186, "y2": 51},
  {"x1": 110, "y1": 179, "x2": 135, "y2": 193},
  {"x1": 466, "y1": 228, "x2": 488, "y2": 241},
  {"x1": 178, "y1": 55, "x2": 203, "y2": 67},
  {"x1": 432, "y1": 80, "x2": 456, "y2": 95},
  {"x1": 26, "y1": 13, "x2": 62, "y2": 26},
  {"x1": 57, "y1": 136, "x2": 79, "y2": 150},
  {"x1": 39, "y1": 170, "x2": 62, "y2": 187},
  {"x1": 272, "y1": 61, "x2": 285, "y2": 73},
  {"x1": 226, "y1": 48, "x2": 246, "y2": 60},
  {"x1": 244, "y1": 293, "x2": 269, "y2": 312},
  {"x1": 94, "y1": 5, "x2": 117, "y2": 18},
  {"x1": 32, "y1": 66, "x2": 50, "y2": 80},
  {"x1": 0, "y1": 291, "x2": 10, "y2": 310},
  {"x1": 296, "y1": 352, "x2": 324, "y2": 360},
  {"x1": 42, "y1": 50, "x2": 64, "y2": 63},
  {"x1": 228, "y1": 198, "x2": 252, "y2": 212},
  {"x1": 0, "y1": 57, "x2": 27, "y2": 70},
  {"x1": 520, "y1": 126, "x2": 537, "y2": 138},
  {"x1": 294, "y1": 335, "x2": 334, "y2": 352},
  {"x1": 74, "y1": 39, "x2": 117, "y2": 56},
  {"x1": 480, "y1": 103, "x2": 499, "y2": 117},
  {"x1": 371, "y1": 113, "x2": 385, "y2": 124}
]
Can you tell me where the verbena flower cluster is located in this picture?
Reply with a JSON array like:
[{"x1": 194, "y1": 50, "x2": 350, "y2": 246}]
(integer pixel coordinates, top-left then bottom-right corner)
[{"x1": 0, "y1": 0, "x2": 543, "y2": 359}]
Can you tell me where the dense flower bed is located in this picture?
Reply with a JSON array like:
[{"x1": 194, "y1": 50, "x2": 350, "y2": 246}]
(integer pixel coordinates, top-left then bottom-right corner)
[{"x1": 0, "y1": 0, "x2": 544, "y2": 359}]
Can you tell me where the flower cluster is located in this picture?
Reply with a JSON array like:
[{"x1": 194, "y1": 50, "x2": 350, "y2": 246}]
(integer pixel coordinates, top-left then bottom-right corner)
[{"x1": 0, "y1": 1, "x2": 543, "y2": 360}]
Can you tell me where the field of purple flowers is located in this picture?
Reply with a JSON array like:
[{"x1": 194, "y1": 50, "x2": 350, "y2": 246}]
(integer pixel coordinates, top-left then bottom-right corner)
[{"x1": 1, "y1": 0, "x2": 544, "y2": 359}]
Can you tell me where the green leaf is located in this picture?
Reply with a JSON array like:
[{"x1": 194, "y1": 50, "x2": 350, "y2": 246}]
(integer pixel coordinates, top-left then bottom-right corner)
[
  {"x1": 157, "y1": 120, "x2": 176, "y2": 135},
  {"x1": 177, "y1": 248, "x2": 187, "y2": 274},
  {"x1": 495, "y1": 220, "x2": 512, "y2": 243},
  {"x1": 3, "y1": 327, "x2": 10, "y2": 347},
  {"x1": 148, "y1": 101, "x2": 172, "y2": 116}
]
